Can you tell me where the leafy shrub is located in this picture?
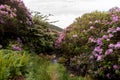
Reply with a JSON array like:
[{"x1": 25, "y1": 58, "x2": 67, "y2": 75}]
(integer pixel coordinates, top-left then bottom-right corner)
[
  {"x1": 56, "y1": 7, "x2": 120, "y2": 80},
  {"x1": 25, "y1": 54, "x2": 51, "y2": 80},
  {"x1": 26, "y1": 12, "x2": 58, "y2": 54},
  {"x1": 0, "y1": 49, "x2": 29, "y2": 80}
]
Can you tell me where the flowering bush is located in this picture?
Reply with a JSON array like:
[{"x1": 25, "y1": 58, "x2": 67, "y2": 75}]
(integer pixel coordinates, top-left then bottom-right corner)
[
  {"x1": 0, "y1": 0, "x2": 32, "y2": 47},
  {"x1": 56, "y1": 7, "x2": 120, "y2": 79},
  {"x1": 0, "y1": 1, "x2": 57, "y2": 54}
]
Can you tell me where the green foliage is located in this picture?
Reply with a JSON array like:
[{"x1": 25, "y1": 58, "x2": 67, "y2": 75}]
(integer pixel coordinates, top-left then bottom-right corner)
[
  {"x1": 0, "y1": 49, "x2": 29, "y2": 80},
  {"x1": 0, "y1": 49, "x2": 73, "y2": 80},
  {"x1": 26, "y1": 11, "x2": 58, "y2": 54},
  {"x1": 26, "y1": 54, "x2": 51, "y2": 80}
]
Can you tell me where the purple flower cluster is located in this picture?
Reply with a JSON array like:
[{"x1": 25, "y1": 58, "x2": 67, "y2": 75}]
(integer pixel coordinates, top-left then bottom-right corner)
[
  {"x1": 105, "y1": 49, "x2": 113, "y2": 55},
  {"x1": 0, "y1": 0, "x2": 32, "y2": 26},
  {"x1": 115, "y1": 42, "x2": 120, "y2": 49},
  {"x1": 102, "y1": 35, "x2": 108, "y2": 40},
  {"x1": 104, "y1": 41, "x2": 120, "y2": 56},
  {"x1": 91, "y1": 25, "x2": 120, "y2": 61},
  {"x1": 12, "y1": 37, "x2": 22, "y2": 51},
  {"x1": 97, "y1": 38, "x2": 103, "y2": 46},
  {"x1": 94, "y1": 46, "x2": 103, "y2": 54},
  {"x1": 111, "y1": 15, "x2": 119, "y2": 22},
  {"x1": 113, "y1": 64, "x2": 119, "y2": 70},
  {"x1": 55, "y1": 32, "x2": 65, "y2": 48},
  {"x1": 0, "y1": 4, "x2": 17, "y2": 24},
  {"x1": 109, "y1": 44, "x2": 115, "y2": 48},
  {"x1": 12, "y1": 45, "x2": 22, "y2": 51},
  {"x1": 14, "y1": 0, "x2": 32, "y2": 26}
]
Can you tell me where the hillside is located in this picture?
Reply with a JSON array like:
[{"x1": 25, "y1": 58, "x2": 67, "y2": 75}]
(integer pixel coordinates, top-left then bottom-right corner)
[{"x1": 47, "y1": 23, "x2": 63, "y2": 32}]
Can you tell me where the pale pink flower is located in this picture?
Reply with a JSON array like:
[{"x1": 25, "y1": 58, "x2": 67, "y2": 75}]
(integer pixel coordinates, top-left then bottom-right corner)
[
  {"x1": 115, "y1": 42, "x2": 120, "y2": 49},
  {"x1": 97, "y1": 55, "x2": 102, "y2": 61},
  {"x1": 109, "y1": 34, "x2": 114, "y2": 38},
  {"x1": 105, "y1": 49, "x2": 113, "y2": 55},
  {"x1": 109, "y1": 44, "x2": 115, "y2": 48},
  {"x1": 90, "y1": 26, "x2": 94, "y2": 29},
  {"x1": 113, "y1": 64, "x2": 119, "y2": 70},
  {"x1": 116, "y1": 27, "x2": 120, "y2": 31},
  {"x1": 102, "y1": 35, "x2": 108, "y2": 39}
]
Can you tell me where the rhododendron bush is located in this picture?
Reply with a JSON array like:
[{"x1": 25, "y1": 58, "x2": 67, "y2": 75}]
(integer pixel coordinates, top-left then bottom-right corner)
[
  {"x1": 1, "y1": 0, "x2": 32, "y2": 32},
  {"x1": 0, "y1": 0, "x2": 32, "y2": 47},
  {"x1": 56, "y1": 7, "x2": 120, "y2": 79},
  {"x1": 0, "y1": 0, "x2": 57, "y2": 54}
]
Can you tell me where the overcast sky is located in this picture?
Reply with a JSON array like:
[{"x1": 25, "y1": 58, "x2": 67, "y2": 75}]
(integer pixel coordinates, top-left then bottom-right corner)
[{"x1": 23, "y1": 0, "x2": 120, "y2": 29}]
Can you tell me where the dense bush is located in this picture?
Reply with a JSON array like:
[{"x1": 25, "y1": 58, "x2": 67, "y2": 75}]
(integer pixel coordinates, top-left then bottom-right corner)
[
  {"x1": 56, "y1": 7, "x2": 120, "y2": 79},
  {"x1": 0, "y1": 0, "x2": 32, "y2": 47},
  {"x1": 0, "y1": 0, "x2": 57, "y2": 54},
  {"x1": 26, "y1": 12, "x2": 58, "y2": 54}
]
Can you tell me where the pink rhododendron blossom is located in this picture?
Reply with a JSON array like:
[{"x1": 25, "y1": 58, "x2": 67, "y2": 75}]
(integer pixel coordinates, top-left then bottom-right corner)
[
  {"x1": 90, "y1": 26, "x2": 94, "y2": 29},
  {"x1": 57, "y1": 33, "x2": 65, "y2": 43},
  {"x1": 55, "y1": 32, "x2": 65, "y2": 48},
  {"x1": 109, "y1": 44, "x2": 115, "y2": 48},
  {"x1": 107, "y1": 28, "x2": 116, "y2": 33},
  {"x1": 97, "y1": 38, "x2": 103, "y2": 46},
  {"x1": 116, "y1": 27, "x2": 120, "y2": 31},
  {"x1": 0, "y1": 4, "x2": 18, "y2": 24},
  {"x1": 109, "y1": 34, "x2": 114, "y2": 38},
  {"x1": 113, "y1": 64, "x2": 119, "y2": 70},
  {"x1": 102, "y1": 35, "x2": 108, "y2": 40},
  {"x1": 105, "y1": 49, "x2": 113, "y2": 55},
  {"x1": 94, "y1": 46, "x2": 103, "y2": 54},
  {"x1": 0, "y1": 5, "x2": 5, "y2": 9},
  {"x1": 115, "y1": 42, "x2": 120, "y2": 49},
  {"x1": 112, "y1": 15, "x2": 119, "y2": 22},
  {"x1": 97, "y1": 55, "x2": 102, "y2": 61}
]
